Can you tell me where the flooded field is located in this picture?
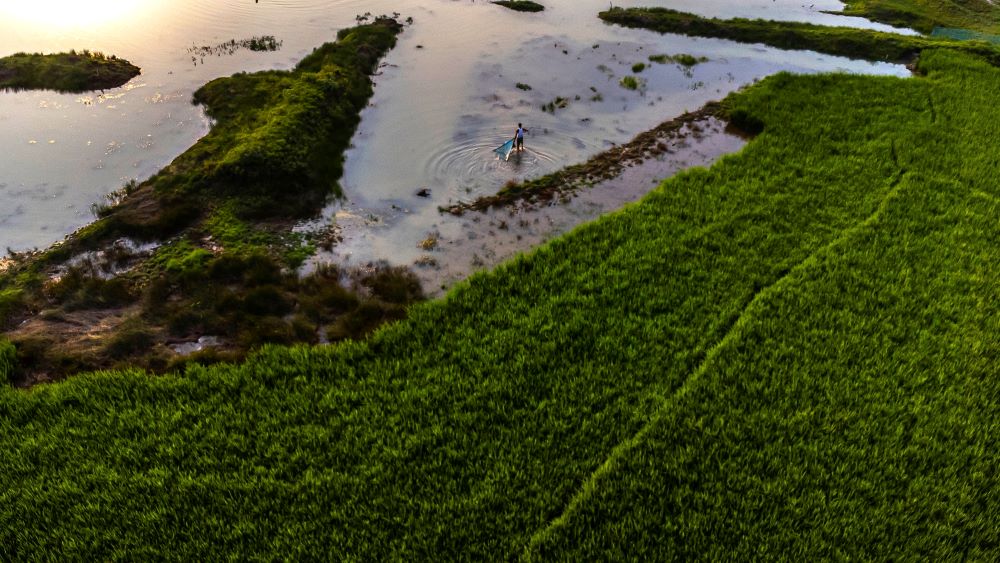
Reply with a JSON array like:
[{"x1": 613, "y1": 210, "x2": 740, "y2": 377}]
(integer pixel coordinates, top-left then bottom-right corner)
[{"x1": 0, "y1": 0, "x2": 913, "y2": 291}]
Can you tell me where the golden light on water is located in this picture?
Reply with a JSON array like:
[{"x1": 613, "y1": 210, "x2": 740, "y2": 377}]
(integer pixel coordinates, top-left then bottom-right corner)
[{"x1": 0, "y1": 0, "x2": 145, "y2": 28}]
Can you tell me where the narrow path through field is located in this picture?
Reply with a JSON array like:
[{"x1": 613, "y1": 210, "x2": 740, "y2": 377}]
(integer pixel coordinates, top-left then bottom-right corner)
[{"x1": 520, "y1": 161, "x2": 913, "y2": 559}]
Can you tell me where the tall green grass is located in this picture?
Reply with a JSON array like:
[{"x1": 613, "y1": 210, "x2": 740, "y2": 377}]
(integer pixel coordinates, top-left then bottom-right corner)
[
  {"x1": 2, "y1": 30, "x2": 1000, "y2": 563},
  {"x1": 0, "y1": 341, "x2": 14, "y2": 385}
]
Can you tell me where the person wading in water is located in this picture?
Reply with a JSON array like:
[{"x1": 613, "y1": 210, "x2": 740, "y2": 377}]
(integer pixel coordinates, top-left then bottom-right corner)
[{"x1": 514, "y1": 123, "x2": 527, "y2": 152}]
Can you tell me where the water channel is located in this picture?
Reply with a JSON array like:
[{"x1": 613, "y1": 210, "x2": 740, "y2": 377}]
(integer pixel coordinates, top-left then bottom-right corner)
[{"x1": 0, "y1": 0, "x2": 914, "y2": 292}]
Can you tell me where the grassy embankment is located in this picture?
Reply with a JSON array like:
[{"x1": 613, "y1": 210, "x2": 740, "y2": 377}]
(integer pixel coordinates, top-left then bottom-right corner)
[
  {"x1": 599, "y1": 6, "x2": 1000, "y2": 64},
  {"x1": 0, "y1": 18, "x2": 419, "y2": 382},
  {"x1": 492, "y1": 1, "x2": 545, "y2": 13},
  {"x1": 3, "y1": 13, "x2": 1000, "y2": 558},
  {"x1": 839, "y1": 0, "x2": 1000, "y2": 34},
  {"x1": 0, "y1": 51, "x2": 139, "y2": 92}
]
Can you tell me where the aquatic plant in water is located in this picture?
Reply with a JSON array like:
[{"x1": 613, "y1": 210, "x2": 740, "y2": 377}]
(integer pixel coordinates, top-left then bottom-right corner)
[
  {"x1": 619, "y1": 75, "x2": 642, "y2": 90},
  {"x1": 187, "y1": 36, "x2": 283, "y2": 65},
  {"x1": 649, "y1": 53, "x2": 708, "y2": 66}
]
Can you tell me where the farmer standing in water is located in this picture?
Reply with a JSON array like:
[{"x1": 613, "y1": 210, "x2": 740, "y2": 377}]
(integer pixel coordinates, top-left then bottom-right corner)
[{"x1": 515, "y1": 123, "x2": 527, "y2": 152}]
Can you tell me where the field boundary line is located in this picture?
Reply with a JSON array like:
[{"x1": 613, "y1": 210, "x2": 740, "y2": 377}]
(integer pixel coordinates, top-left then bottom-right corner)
[{"x1": 519, "y1": 166, "x2": 911, "y2": 560}]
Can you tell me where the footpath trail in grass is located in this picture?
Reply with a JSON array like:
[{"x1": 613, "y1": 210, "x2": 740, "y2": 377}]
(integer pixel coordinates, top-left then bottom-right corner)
[
  {"x1": 0, "y1": 51, "x2": 139, "y2": 93},
  {"x1": 2, "y1": 28, "x2": 1000, "y2": 563}
]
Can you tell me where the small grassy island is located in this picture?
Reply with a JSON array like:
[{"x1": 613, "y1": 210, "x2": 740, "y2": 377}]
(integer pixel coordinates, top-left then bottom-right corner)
[
  {"x1": 492, "y1": 1, "x2": 545, "y2": 13},
  {"x1": 0, "y1": 51, "x2": 140, "y2": 93}
]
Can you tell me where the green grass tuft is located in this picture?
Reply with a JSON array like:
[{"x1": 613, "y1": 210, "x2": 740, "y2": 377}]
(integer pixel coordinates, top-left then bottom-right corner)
[
  {"x1": 619, "y1": 75, "x2": 641, "y2": 90},
  {"x1": 649, "y1": 53, "x2": 708, "y2": 66}
]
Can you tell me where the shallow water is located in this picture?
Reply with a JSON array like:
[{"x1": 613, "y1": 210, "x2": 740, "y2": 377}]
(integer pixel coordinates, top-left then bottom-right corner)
[{"x1": 0, "y1": 0, "x2": 913, "y2": 256}]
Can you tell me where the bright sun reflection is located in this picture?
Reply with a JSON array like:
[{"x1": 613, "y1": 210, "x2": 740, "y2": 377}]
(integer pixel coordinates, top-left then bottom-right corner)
[{"x1": 0, "y1": 0, "x2": 145, "y2": 28}]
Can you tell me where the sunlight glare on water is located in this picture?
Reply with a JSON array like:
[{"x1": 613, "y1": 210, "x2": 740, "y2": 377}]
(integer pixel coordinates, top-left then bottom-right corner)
[{"x1": 0, "y1": 0, "x2": 150, "y2": 29}]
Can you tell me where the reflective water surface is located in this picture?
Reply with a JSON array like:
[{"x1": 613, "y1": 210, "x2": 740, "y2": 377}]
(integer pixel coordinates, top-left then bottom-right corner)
[{"x1": 0, "y1": 0, "x2": 913, "y2": 267}]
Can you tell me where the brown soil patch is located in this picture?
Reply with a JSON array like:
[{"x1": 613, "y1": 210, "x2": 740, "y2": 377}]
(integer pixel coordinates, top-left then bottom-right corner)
[{"x1": 7, "y1": 307, "x2": 140, "y2": 386}]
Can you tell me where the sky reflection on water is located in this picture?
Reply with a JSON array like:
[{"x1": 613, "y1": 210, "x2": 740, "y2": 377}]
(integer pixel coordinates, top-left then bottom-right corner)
[{"x1": 0, "y1": 0, "x2": 913, "y2": 255}]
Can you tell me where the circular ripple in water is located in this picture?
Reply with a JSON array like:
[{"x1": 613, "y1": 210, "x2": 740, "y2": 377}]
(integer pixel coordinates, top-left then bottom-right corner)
[{"x1": 423, "y1": 137, "x2": 561, "y2": 202}]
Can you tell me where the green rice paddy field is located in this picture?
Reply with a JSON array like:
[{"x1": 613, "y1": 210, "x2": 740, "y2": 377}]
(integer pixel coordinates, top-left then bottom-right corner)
[{"x1": 3, "y1": 7, "x2": 1000, "y2": 561}]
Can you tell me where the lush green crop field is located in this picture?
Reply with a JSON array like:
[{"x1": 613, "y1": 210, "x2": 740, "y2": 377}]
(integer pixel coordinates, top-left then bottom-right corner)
[
  {"x1": 525, "y1": 48, "x2": 1000, "y2": 560},
  {"x1": 3, "y1": 17, "x2": 1000, "y2": 563}
]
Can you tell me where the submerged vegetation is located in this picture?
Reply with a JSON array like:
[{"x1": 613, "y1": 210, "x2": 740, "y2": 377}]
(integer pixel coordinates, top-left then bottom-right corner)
[
  {"x1": 0, "y1": 18, "x2": 411, "y2": 382},
  {"x1": 541, "y1": 96, "x2": 569, "y2": 112},
  {"x1": 600, "y1": 7, "x2": 1000, "y2": 65},
  {"x1": 649, "y1": 52, "x2": 708, "y2": 66},
  {"x1": 619, "y1": 75, "x2": 642, "y2": 90},
  {"x1": 0, "y1": 51, "x2": 139, "y2": 92},
  {"x1": 187, "y1": 35, "x2": 283, "y2": 65},
  {"x1": 492, "y1": 0, "x2": 545, "y2": 13}
]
